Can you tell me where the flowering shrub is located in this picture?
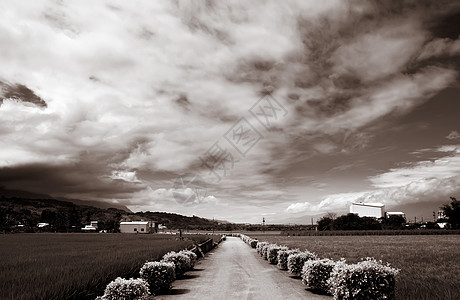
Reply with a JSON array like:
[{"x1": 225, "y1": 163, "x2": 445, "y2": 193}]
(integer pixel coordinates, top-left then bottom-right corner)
[
  {"x1": 328, "y1": 257, "x2": 400, "y2": 300},
  {"x1": 179, "y1": 250, "x2": 198, "y2": 269},
  {"x1": 261, "y1": 243, "x2": 274, "y2": 260},
  {"x1": 139, "y1": 261, "x2": 175, "y2": 294},
  {"x1": 161, "y1": 251, "x2": 191, "y2": 278},
  {"x1": 287, "y1": 251, "x2": 318, "y2": 276},
  {"x1": 267, "y1": 245, "x2": 288, "y2": 265},
  {"x1": 240, "y1": 234, "x2": 258, "y2": 249},
  {"x1": 256, "y1": 241, "x2": 269, "y2": 256},
  {"x1": 302, "y1": 258, "x2": 337, "y2": 293},
  {"x1": 277, "y1": 249, "x2": 301, "y2": 270},
  {"x1": 97, "y1": 277, "x2": 149, "y2": 300}
]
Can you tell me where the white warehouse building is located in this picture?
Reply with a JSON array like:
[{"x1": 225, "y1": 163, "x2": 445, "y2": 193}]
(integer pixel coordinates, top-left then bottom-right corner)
[
  {"x1": 120, "y1": 221, "x2": 157, "y2": 234},
  {"x1": 350, "y1": 202, "x2": 385, "y2": 218}
]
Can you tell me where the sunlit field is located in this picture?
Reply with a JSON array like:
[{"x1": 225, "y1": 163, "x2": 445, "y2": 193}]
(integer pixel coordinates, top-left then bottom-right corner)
[
  {"x1": 0, "y1": 233, "x2": 219, "y2": 300},
  {"x1": 249, "y1": 234, "x2": 460, "y2": 300}
]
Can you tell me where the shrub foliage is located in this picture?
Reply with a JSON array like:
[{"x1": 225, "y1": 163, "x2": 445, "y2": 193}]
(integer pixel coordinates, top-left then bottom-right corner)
[
  {"x1": 277, "y1": 249, "x2": 300, "y2": 270},
  {"x1": 98, "y1": 277, "x2": 149, "y2": 300},
  {"x1": 287, "y1": 251, "x2": 318, "y2": 276},
  {"x1": 302, "y1": 258, "x2": 337, "y2": 293},
  {"x1": 267, "y1": 245, "x2": 288, "y2": 265},
  {"x1": 328, "y1": 258, "x2": 400, "y2": 300},
  {"x1": 161, "y1": 251, "x2": 191, "y2": 278},
  {"x1": 179, "y1": 250, "x2": 198, "y2": 269},
  {"x1": 139, "y1": 261, "x2": 175, "y2": 294}
]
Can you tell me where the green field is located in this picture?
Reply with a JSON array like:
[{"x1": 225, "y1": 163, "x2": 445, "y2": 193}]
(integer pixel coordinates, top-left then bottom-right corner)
[
  {"x1": 249, "y1": 234, "x2": 460, "y2": 300},
  {"x1": 0, "y1": 233, "x2": 219, "y2": 300}
]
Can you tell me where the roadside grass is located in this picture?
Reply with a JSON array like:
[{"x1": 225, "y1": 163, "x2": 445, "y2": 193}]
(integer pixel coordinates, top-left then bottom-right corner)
[
  {"x1": 0, "y1": 233, "x2": 217, "y2": 300},
  {"x1": 249, "y1": 234, "x2": 460, "y2": 300}
]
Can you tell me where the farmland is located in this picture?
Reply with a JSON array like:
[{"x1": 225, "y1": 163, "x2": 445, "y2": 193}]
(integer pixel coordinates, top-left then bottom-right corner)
[
  {"x1": 249, "y1": 234, "x2": 460, "y2": 300},
  {"x1": 0, "y1": 233, "x2": 219, "y2": 300}
]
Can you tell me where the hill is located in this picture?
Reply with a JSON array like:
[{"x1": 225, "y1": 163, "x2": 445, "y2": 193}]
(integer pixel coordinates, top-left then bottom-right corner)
[
  {"x1": 0, "y1": 196, "x2": 222, "y2": 232},
  {"x1": 0, "y1": 187, "x2": 132, "y2": 212}
]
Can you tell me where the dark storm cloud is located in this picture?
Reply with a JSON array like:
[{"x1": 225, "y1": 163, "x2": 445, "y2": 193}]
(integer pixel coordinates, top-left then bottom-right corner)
[{"x1": 0, "y1": 81, "x2": 47, "y2": 108}]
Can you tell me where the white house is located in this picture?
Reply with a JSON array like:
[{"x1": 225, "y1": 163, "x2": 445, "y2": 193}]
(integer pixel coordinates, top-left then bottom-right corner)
[
  {"x1": 350, "y1": 202, "x2": 385, "y2": 218},
  {"x1": 386, "y1": 212, "x2": 406, "y2": 219},
  {"x1": 120, "y1": 221, "x2": 157, "y2": 233}
]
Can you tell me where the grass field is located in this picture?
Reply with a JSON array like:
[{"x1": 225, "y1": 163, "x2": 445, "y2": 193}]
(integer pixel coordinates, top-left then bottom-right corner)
[
  {"x1": 0, "y1": 233, "x2": 219, "y2": 300},
  {"x1": 249, "y1": 234, "x2": 460, "y2": 300}
]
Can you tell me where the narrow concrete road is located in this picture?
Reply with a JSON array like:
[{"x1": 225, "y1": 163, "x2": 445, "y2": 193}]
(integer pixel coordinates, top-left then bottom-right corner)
[{"x1": 156, "y1": 237, "x2": 331, "y2": 300}]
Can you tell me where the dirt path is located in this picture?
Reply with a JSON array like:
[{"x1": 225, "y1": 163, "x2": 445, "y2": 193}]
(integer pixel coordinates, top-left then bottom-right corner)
[{"x1": 156, "y1": 236, "x2": 331, "y2": 300}]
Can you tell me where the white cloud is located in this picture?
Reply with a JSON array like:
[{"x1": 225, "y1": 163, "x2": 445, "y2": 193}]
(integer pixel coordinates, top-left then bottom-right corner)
[
  {"x1": 287, "y1": 145, "x2": 460, "y2": 214},
  {"x1": 446, "y1": 131, "x2": 460, "y2": 140},
  {"x1": 110, "y1": 170, "x2": 141, "y2": 183}
]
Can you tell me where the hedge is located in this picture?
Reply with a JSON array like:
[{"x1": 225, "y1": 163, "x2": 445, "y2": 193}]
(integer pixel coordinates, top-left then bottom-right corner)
[
  {"x1": 96, "y1": 277, "x2": 149, "y2": 300},
  {"x1": 179, "y1": 250, "x2": 198, "y2": 269},
  {"x1": 277, "y1": 249, "x2": 301, "y2": 270},
  {"x1": 161, "y1": 251, "x2": 191, "y2": 278},
  {"x1": 139, "y1": 261, "x2": 175, "y2": 294},
  {"x1": 256, "y1": 241, "x2": 270, "y2": 256},
  {"x1": 302, "y1": 258, "x2": 337, "y2": 293},
  {"x1": 287, "y1": 251, "x2": 318, "y2": 276},
  {"x1": 240, "y1": 234, "x2": 399, "y2": 298},
  {"x1": 328, "y1": 258, "x2": 400, "y2": 300},
  {"x1": 267, "y1": 245, "x2": 288, "y2": 265}
]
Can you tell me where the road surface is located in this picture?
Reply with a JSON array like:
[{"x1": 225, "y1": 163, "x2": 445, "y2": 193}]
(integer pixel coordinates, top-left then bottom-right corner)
[{"x1": 156, "y1": 237, "x2": 330, "y2": 300}]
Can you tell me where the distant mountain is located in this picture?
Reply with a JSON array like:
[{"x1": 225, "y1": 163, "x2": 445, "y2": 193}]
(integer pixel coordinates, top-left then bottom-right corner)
[
  {"x1": 0, "y1": 193, "x2": 224, "y2": 232},
  {"x1": 0, "y1": 187, "x2": 132, "y2": 212},
  {"x1": 56, "y1": 198, "x2": 133, "y2": 213},
  {"x1": 127, "y1": 211, "x2": 219, "y2": 229}
]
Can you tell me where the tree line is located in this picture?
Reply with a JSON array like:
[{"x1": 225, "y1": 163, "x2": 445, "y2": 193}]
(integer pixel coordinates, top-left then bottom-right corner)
[{"x1": 316, "y1": 196, "x2": 460, "y2": 231}]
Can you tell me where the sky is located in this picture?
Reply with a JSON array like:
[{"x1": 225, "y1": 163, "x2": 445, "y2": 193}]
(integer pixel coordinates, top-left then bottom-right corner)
[{"x1": 0, "y1": 0, "x2": 459, "y2": 224}]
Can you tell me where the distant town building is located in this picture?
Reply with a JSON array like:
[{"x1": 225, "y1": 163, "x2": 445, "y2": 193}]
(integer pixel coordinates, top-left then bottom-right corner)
[
  {"x1": 120, "y1": 221, "x2": 158, "y2": 233},
  {"x1": 350, "y1": 202, "x2": 385, "y2": 218},
  {"x1": 82, "y1": 220, "x2": 98, "y2": 231},
  {"x1": 437, "y1": 210, "x2": 447, "y2": 220},
  {"x1": 386, "y1": 212, "x2": 406, "y2": 219}
]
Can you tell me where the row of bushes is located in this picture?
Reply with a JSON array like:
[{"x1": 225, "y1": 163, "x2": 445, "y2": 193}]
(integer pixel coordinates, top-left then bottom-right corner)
[
  {"x1": 239, "y1": 234, "x2": 400, "y2": 300},
  {"x1": 95, "y1": 249, "x2": 198, "y2": 299}
]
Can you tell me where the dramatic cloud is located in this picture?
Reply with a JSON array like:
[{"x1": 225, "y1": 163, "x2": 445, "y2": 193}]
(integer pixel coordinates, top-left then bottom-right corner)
[
  {"x1": 1, "y1": 1, "x2": 459, "y2": 222},
  {"x1": 418, "y1": 38, "x2": 460, "y2": 61},
  {"x1": 287, "y1": 145, "x2": 460, "y2": 214}
]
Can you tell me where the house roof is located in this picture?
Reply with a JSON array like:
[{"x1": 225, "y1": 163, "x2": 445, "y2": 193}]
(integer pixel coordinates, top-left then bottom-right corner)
[{"x1": 120, "y1": 221, "x2": 149, "y2": 225}]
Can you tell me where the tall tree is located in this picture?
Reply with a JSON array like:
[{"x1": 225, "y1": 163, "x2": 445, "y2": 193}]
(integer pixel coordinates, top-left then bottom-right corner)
[{"x1": 441, "y1": 197, "x2": 460, "y2": 229}]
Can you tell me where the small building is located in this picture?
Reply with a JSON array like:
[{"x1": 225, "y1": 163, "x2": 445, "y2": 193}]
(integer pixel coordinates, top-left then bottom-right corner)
[
  {"x1": 120, "y1": 221, "x2": 157, "y2": 233},
  {"x1": 386, "y1": 212, "x2": 406, "y2": 219},
  {"x1": 81, "y1": 220, "x2": 98, "y2": 231},
  {"x1": 350, "y1": 202, "x2": 385, "y2": 218},
  {"x1": 81, "y1": 225, "x2": 97, "y2": 231}
]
